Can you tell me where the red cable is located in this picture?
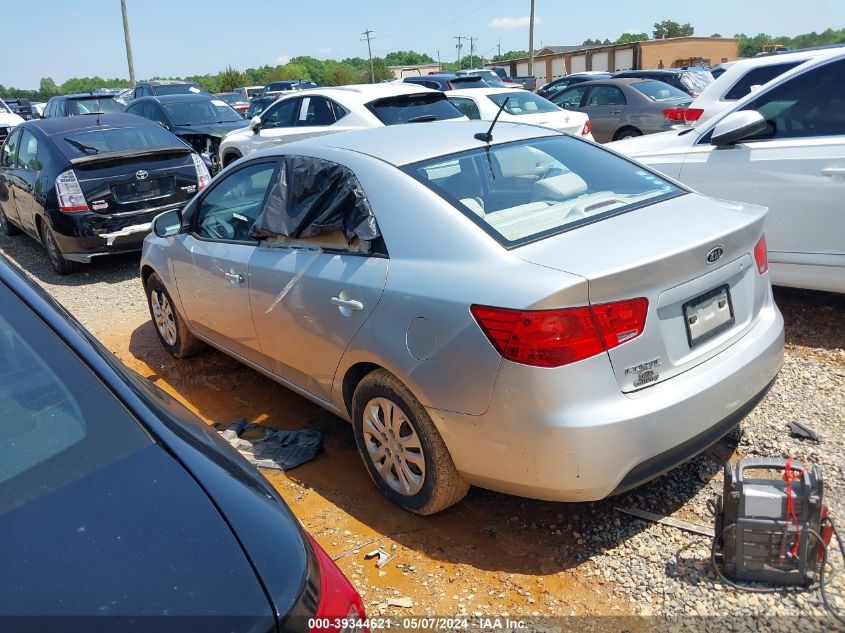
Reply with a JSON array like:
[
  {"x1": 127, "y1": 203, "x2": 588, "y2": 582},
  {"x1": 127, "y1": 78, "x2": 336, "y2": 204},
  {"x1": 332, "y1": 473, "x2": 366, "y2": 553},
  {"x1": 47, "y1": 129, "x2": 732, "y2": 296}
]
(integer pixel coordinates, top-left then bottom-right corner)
[{"x1": 783, "y1": 457, "x2": 804, "y2": 559}]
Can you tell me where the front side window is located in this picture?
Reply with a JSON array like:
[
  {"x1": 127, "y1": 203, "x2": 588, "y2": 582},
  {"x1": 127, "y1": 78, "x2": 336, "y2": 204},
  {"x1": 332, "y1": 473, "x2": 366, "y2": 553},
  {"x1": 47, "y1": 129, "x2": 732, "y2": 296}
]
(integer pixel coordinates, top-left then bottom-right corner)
[
  {"x1": 406, "y1": 135, "x2": 683, "y2": 247},
  {"x1": 487, "y1": 92, "x2": 559, "y2": 115},
  {"x1": 550, "y1": 85, "x2": 588, "y2": 109},
  {"x1": 297, "y1": 96, "x2": 337, "y2": 127},
  {"x1": 585, "y1": 85, "x2": 626, "y2": 107},
  {"x1": 632, "y1": 80, "x2": 691, "y2": 103},
  {"x1": 742, "y1": 58, "x2": 845, "y2": 140},
  {"x1": 724, "y1": 62, "x2": 803, "y2": 101},
  {"x1": 1, "y1": 130, "x2": 21, "y2": 167},
  {"x1": 196, "y1": 161, "x2": 277, "y2": 241},
  {"x1": 262, "y1": 98, "x2": 298, "y2": 129},
  {"x1": 448, "y1": 97, "x2": 481, "y2": 120}
]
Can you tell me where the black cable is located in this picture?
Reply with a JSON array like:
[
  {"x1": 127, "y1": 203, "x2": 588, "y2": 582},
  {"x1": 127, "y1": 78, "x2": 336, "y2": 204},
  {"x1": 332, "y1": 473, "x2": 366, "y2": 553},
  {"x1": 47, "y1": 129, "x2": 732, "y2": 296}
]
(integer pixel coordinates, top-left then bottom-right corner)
[{"x1": 819, "y1": 517, "x2": 845, "y2": 625}]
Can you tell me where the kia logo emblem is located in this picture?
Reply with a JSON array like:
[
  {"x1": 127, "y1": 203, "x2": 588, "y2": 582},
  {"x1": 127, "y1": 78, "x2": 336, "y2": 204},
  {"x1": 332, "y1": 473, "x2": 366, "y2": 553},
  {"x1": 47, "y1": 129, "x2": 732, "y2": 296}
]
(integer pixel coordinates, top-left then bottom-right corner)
[
  {"x1": 135, "y1": 170, "x2": 149, "y2": 181},
  {"x1": 706, "y1": 246, "x2": 724, "y2": 264}
]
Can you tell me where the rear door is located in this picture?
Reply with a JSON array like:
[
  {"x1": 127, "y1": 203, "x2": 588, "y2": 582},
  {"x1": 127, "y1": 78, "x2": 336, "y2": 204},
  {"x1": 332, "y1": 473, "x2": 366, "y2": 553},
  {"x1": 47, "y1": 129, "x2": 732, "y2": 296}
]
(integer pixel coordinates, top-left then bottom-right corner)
[
  {"x1": 581, "y1": 84, "x2": 627, "y2": 142},
  {"x1": 172, "y1": 159, "x2": 279, "y2": 367}
]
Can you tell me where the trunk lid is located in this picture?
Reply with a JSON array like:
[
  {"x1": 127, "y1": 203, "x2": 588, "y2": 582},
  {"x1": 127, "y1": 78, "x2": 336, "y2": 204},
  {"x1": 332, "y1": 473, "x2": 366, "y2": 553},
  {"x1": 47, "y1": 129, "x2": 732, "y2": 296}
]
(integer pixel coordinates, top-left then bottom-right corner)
[
  {"x1": 515, "y1": 194, "x2": 769, "y2": 392},
  {"x1": 518, "y1": 110, "x2": 587, "y2": 135},
  {"x1": 71, "y1": 150, "x2": 198, "y2": 215}
]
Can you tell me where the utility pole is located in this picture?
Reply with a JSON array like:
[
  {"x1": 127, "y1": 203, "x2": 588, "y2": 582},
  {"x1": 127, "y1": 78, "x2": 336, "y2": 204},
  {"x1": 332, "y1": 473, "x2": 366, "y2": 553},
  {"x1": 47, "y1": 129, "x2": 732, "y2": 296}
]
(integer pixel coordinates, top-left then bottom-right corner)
[
  {"x1": 469, "y1": 37, "x2": 477, "y2": 68},
  {"x1": 528, "y1": 0, "x2": 536, "y2": 77},
  {"x1": 120, "y1": 0, "x2": 136, "y2": 84},
  {"x1": 361, "y1": 29, "x2": 375, "y2": 83},
  {"x1": 454, "y1": 36, "x2": 465, "y2": 66},
  {"x1": 437, "y1": 50, "x2": 441, "y2": 70},
  {"x1": 498, "y1": 36, "x2": 501, "y2": 59}
]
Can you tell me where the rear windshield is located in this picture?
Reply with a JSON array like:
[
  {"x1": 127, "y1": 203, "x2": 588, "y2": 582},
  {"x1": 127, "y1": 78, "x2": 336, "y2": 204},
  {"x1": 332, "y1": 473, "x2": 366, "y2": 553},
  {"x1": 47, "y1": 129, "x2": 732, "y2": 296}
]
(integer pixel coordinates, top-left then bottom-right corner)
[
  {"x1": 449, "y1": 77, "x2": 489, "y2": 89},
  {"x1": 152, "y1": 84, "x2": 202, "y2": 96},
  {"x1": 162, "y1": 99, "x2": 243, "y2": 125},
  {"x1": 632, "y1": 80, "x2": 691, "y2": 102},
  {"x1": 367, "y1": 93, "x2": 463, "y2": 125},
  {"x1": 679, "y1": 71, "x2": 713, "y2": 95},
  {"x1": 405, "y1": 135, "x2": 683, "y2": 247},
  {"x1": 487, "y1": 91, "x2": 559, "y2": 115},
  {"x1": 66, "y1": 98, "x2": 123, "y2": 116},
  {"x1": 57, "y1": 125, "x2": 186, "y2": 158}
]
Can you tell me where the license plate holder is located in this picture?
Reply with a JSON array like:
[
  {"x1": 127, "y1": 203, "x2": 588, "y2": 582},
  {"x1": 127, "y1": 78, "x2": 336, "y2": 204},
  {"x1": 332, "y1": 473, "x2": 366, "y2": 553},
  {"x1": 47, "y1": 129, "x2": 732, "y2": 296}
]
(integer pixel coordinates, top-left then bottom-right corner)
[{"x1": 683, "y1": 284, "x2": 735, "y2": 348}]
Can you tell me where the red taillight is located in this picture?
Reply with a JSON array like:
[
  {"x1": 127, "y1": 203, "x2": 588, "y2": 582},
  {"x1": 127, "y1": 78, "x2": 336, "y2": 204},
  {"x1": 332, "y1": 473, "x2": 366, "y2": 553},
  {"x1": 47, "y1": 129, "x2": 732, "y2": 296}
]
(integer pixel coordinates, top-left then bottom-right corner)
[
  {"x1": 662, "y1": 108, "x2": 687, "y2": 122},
  {"x1": 55, "y1": 169, "x2": 88, "y2": 212},
  {"x1": 308, "y1": 535, "x2": 367, "y2": 632},
  {"x1": 471, "y1": 298, "x2": 648, "y2": 368},
  {"x1": 580, "y1": 119, "x2": 592, "y2": 136},
  {"x1": 684, "y1": 108, "x2": 704, "y2": 124},
  {"x1": 754, "y1": 234, "x2": 768, "y2": 274}
]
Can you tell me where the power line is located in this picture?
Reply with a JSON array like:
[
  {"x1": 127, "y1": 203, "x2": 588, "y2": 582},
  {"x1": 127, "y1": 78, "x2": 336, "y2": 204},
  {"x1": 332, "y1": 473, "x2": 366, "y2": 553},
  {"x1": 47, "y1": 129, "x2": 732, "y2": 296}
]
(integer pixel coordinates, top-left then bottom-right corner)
[{"x1": 361, "y1": 29, "x2": 375, "y2": 83}]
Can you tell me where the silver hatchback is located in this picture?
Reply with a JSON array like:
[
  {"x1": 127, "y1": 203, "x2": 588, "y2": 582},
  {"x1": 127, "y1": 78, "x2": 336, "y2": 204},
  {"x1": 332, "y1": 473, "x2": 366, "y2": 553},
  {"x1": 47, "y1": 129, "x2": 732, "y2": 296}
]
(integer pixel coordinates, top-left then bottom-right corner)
[{"x1": 141, "y1": 121, "x2": 783, "y2": 514}]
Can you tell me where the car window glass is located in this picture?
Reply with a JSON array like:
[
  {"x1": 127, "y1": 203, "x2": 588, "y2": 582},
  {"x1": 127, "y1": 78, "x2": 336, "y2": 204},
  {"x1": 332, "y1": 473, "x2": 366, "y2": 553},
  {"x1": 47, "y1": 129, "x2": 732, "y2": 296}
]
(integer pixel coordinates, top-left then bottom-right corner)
[
  {"x1": 367, "y1": 93, "x2": 463, "y2": 124},
  {"x1": 551, "y1": 85, "x2": 588, "y2": 108},
  {"x1": 197, "y1": 162, "x2": 277, "y2": 241},
  {"x1": 148, "y1": 103, "x2": 170, "y2": 126},
  {"x1": 724, "y1": 62, "x2": 803, "y2": 100},
  {"x1": 488, "y1": 91, "x2": 559, "y2": 115},
  {"x1": 742, "y1": 58, "x2": 845, "y2": 140},
  {"x1": 0, "y1": 288, "x2": 151, "y2": 515},
  {"x1": 262, "y1": 98, "x2": 298, "y2": 129},
  {"x1": 585, "y1": 85, "x2": 626, "y2": 106},
  {"x1": 1, "y1": 130, "x2": 21, "y2": 167},
  {"x1": 448, "y1": 97, "x2": 481, "y2": 119},
  {"x1": 126, "y1": 102, "x2": 146, "y2": 117},
  {"x1": 330, "y1": 100, "x2": 349, "y2": 121},
  {"x1": 16, "y1": 130, "x2": 43, "y2": 171},
  {"x1": 632, "y1": 80, "x2": 690, "y2": 102},
  {"x1": 163, "y1": 99, "x2": 241, "y2": 125},
  {"x1": 298, "y1": 96, "x2": 337, "y2": 127}
]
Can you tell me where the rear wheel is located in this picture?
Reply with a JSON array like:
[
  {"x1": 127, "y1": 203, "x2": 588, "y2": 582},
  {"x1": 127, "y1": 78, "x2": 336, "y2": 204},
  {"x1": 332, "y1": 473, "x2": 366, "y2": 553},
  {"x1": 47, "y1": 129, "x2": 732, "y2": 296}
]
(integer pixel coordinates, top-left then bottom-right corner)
[
  {"x1": 613, "y1": 127, "x2": 642, "y2": 141},
  {"x1": 352, "y1": 369, "x2": 469, "y2": 515},
  {"x1": 41, "y1": 223, "x2": 79, "y2": 275},
  {"x1": 0, "y1": 206, "x2": 21, "y2": 237},
  {"x1": 145, "y1": 272, "x2": 205, "y2": 358}
]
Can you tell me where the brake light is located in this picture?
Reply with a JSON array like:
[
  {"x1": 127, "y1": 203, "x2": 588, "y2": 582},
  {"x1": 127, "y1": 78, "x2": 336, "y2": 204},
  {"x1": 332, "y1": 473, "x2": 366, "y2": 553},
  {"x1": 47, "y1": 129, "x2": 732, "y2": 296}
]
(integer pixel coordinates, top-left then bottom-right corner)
[
  {"x1": 471, "y1": 298, "x2": 648, "y2": 368},
  {"x1": 684, "y1": 108, "x2": 704, "y2": 124},
  {"x1": 580, "y1": 119, "x2": 592, "y2": 136},
  {"x1": 754, "y1": 234, "x2": 768, "y2": 274},
  {"x1": 308, "y1": 534, "x2": 367, "y2": 632},
  {"x1": 191, "y1": 152, "x2": 211, "y2": 190},
  {"x1": 55, "y1": 170, "x2": 88, "y2": 212},
  {"x1": 662, "y1": 108, "x2": 687, "y2": 122}
]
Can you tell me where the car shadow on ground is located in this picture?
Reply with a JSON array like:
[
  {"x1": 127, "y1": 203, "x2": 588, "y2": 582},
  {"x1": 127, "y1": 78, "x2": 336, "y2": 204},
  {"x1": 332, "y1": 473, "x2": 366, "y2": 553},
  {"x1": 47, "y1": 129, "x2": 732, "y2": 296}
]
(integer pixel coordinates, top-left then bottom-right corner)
[
  {"x1": 124, "y1": 319, "x2": 733, "y2": 577},
  {"x1": 774, "y1": 287, "x2": 844, "y2": 353},
  {"x1": 0, "y1": 233, "x2": 139, "y2": 286}
]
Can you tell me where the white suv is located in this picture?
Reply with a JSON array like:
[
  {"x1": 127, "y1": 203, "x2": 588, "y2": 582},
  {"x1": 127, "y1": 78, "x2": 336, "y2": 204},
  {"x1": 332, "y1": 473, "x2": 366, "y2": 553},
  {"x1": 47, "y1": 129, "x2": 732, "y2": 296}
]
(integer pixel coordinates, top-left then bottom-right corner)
[{"x1": 218, "y1": 84, "x2": 464, "y2": 168}]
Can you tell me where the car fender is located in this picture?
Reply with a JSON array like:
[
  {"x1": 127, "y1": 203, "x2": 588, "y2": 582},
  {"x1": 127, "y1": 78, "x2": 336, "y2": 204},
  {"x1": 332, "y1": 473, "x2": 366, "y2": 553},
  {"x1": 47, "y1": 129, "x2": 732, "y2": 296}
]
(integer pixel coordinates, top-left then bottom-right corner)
[{"x1": 140, "y1": 236, "x2": 191, "y2": 327}]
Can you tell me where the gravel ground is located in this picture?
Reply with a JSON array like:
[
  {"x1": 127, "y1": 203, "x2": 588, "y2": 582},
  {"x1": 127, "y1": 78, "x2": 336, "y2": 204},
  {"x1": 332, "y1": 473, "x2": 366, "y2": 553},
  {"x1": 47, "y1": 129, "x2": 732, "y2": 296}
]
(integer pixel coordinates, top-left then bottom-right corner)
[{"x1": 2, "y1": 231, "x2": 843, "y2": 629}]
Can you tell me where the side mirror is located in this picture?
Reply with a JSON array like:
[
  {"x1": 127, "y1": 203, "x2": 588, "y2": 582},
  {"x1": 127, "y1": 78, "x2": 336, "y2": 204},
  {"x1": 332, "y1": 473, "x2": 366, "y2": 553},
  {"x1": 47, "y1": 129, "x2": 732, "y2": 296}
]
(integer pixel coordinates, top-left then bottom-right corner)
[
  {"x1": 711, "y1": 110, "x2": 768, "y2": 147},
  {"x1": 152, "y1": 209, "x2": 183, "y2": 238},
  {"x1": 250, "y1": 116, "x2": 262, "y2": 133}
]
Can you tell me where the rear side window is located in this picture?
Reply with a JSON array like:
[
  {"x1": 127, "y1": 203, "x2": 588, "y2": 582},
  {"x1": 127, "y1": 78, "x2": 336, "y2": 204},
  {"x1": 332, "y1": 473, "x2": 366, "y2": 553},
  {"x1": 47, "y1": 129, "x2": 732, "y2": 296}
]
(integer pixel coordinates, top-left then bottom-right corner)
[
  {"x1": 57, "y1": 125, "x2": 186, "y2": 158},
  {"x1": 679, "y1": 72, "x2": 713, "y2": 95},
  {"x1": 66, "y1": 98, "x2": 123, "y2": 116},
  {"x1": 723, "y1": 62, "x2": 803, "y2": 100},
  {"x1": 367, "y1": 93, "x2": 463, "y2": 124},
  {"x1": 406, "y1": 136, "x2": 682, "y2": 247},
  {"x1": 633, "y1": 80, "x2": 691, "y2": 102},
  {"x1": 0, "y1": 287, "x2": 151, "y2": 515}
]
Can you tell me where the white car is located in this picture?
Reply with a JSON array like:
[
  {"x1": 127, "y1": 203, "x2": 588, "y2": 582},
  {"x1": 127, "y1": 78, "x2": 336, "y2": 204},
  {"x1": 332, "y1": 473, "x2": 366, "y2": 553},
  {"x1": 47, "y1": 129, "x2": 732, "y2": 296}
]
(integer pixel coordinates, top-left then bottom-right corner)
[
  {"x1": 687, "y1": 46, "x2": 845, "y2": 124},
  {"x1": 608, "y1": 51, "x2": 845, "y2": 293},
  {"x1": 218, "y1": 84, "x2": 465, "y2": 168},
  {"x1": 446, "y1": 88, "x2": 594, "y2": 140},
  {"x1": 0, "y1": 99, "x2": 24, "y2": 146}
]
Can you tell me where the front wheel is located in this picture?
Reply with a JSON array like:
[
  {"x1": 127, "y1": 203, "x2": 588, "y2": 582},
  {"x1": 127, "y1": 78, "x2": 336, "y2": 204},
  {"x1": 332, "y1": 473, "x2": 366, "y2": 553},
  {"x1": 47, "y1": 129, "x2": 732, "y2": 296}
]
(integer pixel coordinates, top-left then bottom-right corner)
[
  {"x1": 352, "y1": 369, "x2": 469, "y2": 515},
  {"x1": 145, "y1": 272, "x2": 205, "y2": 358},
  {"x1": 0, "y1": 206, "x2": 21, "y2": 237}
]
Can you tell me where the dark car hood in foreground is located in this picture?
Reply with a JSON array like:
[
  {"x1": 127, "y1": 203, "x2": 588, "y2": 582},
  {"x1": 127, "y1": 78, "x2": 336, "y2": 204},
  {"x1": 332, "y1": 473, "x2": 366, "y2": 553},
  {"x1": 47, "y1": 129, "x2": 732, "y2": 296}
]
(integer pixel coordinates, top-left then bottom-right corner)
[
  {"x1": 172, "y1": 119, "x2": 249, "y2": 138},
  {"x1": 0, "y1": 443, "x2": 274, "y2": 630}
]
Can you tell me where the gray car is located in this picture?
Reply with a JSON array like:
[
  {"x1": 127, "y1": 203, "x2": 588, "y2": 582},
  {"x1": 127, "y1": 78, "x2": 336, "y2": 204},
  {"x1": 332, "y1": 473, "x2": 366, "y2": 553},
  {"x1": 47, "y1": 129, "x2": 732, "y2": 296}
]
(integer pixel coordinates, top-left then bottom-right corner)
[
  {"x1": 549, "y1": 78, "x2": 693, "y2": 142},
  {"x1": 140, "y1": 121, "x2": 783, "y2": 514}
]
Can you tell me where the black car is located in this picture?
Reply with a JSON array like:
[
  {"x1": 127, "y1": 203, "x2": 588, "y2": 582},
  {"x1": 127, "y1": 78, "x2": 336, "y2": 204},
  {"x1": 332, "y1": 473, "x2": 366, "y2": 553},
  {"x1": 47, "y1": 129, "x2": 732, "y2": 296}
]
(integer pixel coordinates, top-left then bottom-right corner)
[
  {"x1": 246, "y1": 95, "x2": 278, "y2": 118},
  {"x1": 43, "y1": 93, "x2": 124, "y2": 118},
  {"x1": 0, "y1": 114, "x2": 208, "y2": 274},
  {"x1": 403, "y1": 74, "x2": 489, "y2": 91},
  {"x1": 126, "y1": 94, "x2": 249, "y2": 174},
  {"x1": 612, "y1": 69, "x2": 714, "y2": 97},
  {"x1": 0, "y1": 253, "x2": 365, "y2": 631},
  {"x1": 2, "y1": 98, "x2": 36, "y2": 120},
  {"x1": 536, "y1": 72, "x2": 615, "y2": 98},
  {"x1": 130, "y1": 80, "x2": 207, "y2": 100}
]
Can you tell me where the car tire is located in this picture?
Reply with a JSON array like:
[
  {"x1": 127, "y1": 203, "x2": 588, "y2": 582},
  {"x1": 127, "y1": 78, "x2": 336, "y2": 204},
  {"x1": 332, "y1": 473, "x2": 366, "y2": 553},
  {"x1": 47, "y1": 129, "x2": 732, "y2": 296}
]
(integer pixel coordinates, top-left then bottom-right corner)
[
  {"x1": 613, "y1": 127, "x2": 642, "y2": 141},
  {"x1": 145, "y1": 272, "x2": 206, "y2": 358},
  {"x1": 223, "y1": 152, "x2": 241, "y2": 168},
  {"x1": 0, "y1": 207, "x2": 21, "y2": 237},
  {"x1": 41, "y1": 223, "x2": 79, "y2": 275},
  {"x1": 352, "y1": 369, "x2": 469, "y2": 515}
]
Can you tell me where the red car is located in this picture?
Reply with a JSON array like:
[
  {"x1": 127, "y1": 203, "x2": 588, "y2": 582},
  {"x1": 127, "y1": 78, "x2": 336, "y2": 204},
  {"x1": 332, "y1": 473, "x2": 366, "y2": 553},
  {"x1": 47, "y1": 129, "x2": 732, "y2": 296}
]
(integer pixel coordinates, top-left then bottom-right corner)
[{"x1": 215, "y1": 92, "x2": 250, "y2": 113}]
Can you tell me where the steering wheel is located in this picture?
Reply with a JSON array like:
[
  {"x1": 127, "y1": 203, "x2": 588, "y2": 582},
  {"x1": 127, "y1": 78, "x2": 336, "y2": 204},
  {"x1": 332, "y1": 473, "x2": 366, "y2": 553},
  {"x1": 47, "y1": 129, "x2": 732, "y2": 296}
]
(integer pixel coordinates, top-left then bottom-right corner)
[{"x1": 202, "y1": 214, "x2": 235, "y2": 240}]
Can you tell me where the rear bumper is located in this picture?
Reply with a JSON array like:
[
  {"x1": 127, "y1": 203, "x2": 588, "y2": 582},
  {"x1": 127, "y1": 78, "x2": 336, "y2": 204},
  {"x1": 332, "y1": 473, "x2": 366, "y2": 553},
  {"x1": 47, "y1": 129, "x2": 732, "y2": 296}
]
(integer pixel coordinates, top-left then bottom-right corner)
[{"x1": 426, "y1": 296, "x2": 784, "y2": 502}]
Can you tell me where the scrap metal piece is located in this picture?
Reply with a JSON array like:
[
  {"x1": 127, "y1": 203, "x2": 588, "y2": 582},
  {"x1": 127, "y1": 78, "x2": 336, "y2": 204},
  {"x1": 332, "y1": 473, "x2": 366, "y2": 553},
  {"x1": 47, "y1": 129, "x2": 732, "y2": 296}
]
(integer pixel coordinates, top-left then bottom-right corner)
[
  {"x1": 788, "y1": 421, "x2": 820, "y2": 442},
  {"x1": 365, "y1": 547, "x2": 395, "y2": 568},
  {"x1": 616, "y1": 506, "x2": 715, "y2": 537}
]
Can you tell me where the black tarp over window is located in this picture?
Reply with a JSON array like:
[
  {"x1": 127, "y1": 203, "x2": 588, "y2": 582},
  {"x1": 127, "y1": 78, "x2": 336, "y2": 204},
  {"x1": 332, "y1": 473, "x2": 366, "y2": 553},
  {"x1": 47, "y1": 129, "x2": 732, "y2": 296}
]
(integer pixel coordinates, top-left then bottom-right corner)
[{"x1": 249, "y1": 156, "x2": 380, "y2": 242}]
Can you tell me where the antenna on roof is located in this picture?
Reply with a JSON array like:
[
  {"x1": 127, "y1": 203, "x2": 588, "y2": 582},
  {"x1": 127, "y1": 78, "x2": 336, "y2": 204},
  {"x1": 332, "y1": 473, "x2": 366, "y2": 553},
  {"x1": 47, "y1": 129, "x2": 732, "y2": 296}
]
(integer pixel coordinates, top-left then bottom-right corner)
[{"x1": 474, "y1": 97, "x2": 509, "y2": 143}]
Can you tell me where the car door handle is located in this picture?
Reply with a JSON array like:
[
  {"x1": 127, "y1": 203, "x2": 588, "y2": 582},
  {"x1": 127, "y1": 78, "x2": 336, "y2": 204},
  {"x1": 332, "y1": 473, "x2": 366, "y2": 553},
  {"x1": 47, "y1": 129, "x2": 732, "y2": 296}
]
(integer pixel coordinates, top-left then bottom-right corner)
[
  {"x1": 331, "y1": 296, "x2": 364, "y2": 311},
  {"x1": 609, "y1": 110, "x2": 622, "y2": 115},
  {"x1": 822, "y1": 167, "x2": 845, "y2": 177},
  {"x1": 224, "y1": 272, "x2": 244, "y2": 283}
]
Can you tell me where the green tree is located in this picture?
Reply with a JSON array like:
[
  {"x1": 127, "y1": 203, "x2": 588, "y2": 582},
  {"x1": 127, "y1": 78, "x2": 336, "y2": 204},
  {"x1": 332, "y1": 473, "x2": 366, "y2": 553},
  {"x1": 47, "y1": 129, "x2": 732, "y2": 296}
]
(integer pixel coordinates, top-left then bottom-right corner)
[
  {"x1": 653, "y1": 20, "x2": 694, "y2": 39},
  {"x1": 582, "y1": 38, "x2": 603, "y2": 46},
  {"x1": 266, "y1": 63, "x2": 311, "y2": 82},
  {"x1": 383, "y1": 50, "x2": 436, "y2": 67},
  {"x1": 711, "y1": 33, "x2": 722, "y2": 38},
  {"x1": 327, "y1": 64, "x2": 363, "y2": 86},
  {"x1": 615, "y1": 32, "x2": 648, "y2": 44},
  {"x1": 217, "y1": 66, "x2": 246, "y2": 92},
  {"x1": 371, "y1": 58, "x2": 394, "y2": 82},
  {"x1": 39, "y1": 77, "x2": 59, "y2": 97},
  {"x1": 490, "y1": 50, "x2": 528, "y2": 62}
]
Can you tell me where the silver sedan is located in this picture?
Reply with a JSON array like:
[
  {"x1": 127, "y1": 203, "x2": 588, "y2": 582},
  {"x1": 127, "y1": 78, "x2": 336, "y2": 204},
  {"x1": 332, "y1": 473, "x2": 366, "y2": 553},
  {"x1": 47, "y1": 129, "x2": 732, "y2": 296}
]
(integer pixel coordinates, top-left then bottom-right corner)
[{"x1": 141, "y1": 121, "x2": 784, "y2": 514}]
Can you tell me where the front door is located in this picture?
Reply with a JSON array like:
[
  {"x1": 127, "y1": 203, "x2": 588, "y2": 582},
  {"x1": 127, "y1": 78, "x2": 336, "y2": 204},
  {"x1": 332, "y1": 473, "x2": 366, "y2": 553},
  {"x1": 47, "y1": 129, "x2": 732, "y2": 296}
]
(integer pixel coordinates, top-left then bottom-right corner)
[
  {"x1": 250, "y1": 98, "x2": 300, "y2": 153},
  {"x1": 11, "y1": 129, "x2": 46, "y2": 237},
  {"x1": 171, "y1": 160, "x2": 279, "y2": 367},
  {"x1": 0, "y1": 129, "x2": 22, "y2": 231}
]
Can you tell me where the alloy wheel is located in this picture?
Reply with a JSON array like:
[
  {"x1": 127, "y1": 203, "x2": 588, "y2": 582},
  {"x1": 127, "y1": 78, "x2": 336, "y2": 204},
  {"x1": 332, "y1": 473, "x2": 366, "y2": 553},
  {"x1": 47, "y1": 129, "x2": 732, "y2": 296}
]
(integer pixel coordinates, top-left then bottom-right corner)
[
  {"x1": 150, "y1": 289, "x2": 178, "y2": 346},
  {"x1": 362, "y1": 397, "x2": 426, "y2": 496}
]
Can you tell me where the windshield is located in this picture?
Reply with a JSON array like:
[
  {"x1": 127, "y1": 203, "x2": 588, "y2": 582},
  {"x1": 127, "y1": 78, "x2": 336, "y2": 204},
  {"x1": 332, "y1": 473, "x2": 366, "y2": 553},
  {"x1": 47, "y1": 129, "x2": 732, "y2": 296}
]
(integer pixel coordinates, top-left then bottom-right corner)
[
  {"x1": 163, "y1": 99, "x2": 243, "y2": 125},
  {"x1": 487, "y1": 92, "x2": 560, "y2": 115},
  {"x1": 57, "y1": 125, "x2": 186, "y2": 158},
  {"x1": 632, "y1": 80, "x2": 691, "y2": 102},
  {"x1": 450, "y1": 77, "x2": 489, "y2": 89},
  {"x1": 66, "y1": 98, "x2": 123, "y2": 116},
  {"x1": 367, "y1": 93, "x2": 463, "y2": 125},
  {"x1": 405, "y1": 136, "x2": 683, "y2": 247}
]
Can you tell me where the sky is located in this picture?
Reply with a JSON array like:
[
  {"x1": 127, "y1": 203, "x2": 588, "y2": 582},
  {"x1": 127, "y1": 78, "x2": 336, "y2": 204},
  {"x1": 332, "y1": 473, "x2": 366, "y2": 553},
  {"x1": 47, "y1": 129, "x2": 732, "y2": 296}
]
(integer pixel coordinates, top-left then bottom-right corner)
[{"x1": 2, "y1": 0, "x2": 843, "y2": 89}]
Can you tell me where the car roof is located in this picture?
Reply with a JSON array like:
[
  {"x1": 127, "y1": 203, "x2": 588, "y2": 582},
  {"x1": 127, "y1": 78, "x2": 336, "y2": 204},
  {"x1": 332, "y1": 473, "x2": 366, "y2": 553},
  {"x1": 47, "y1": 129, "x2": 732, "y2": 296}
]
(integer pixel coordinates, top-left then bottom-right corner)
[
  {"x1": 561, "y1": 77, "x2": 645, "y2": 88},
  {"x1": 54, "y1": 93, "x2": 116, "y2": 100},
  {"x1": 270, "y1": 83, "x2": 438, "y2": 105},
  {"x1": 445, "y1": 87, "x2": 534, "y2": 97},
  {"x1": 136, "y1": 93, "x2": 216, "y2": 103},
  {"x1": 407, "y1": 74, "x2": 457, "y2": 80},
  {"x1": 282, "y1": 120, "x2": 559, "y2": 166},
  {"x1": 24, "y1": 113, "x2": 154, "y2": 135},
  {"x1": 140, "y1": 79, "x2": 198, "y2": 86},
  {"x1": 720, "y1": 45, "x2": 845, "y2": 72}
]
